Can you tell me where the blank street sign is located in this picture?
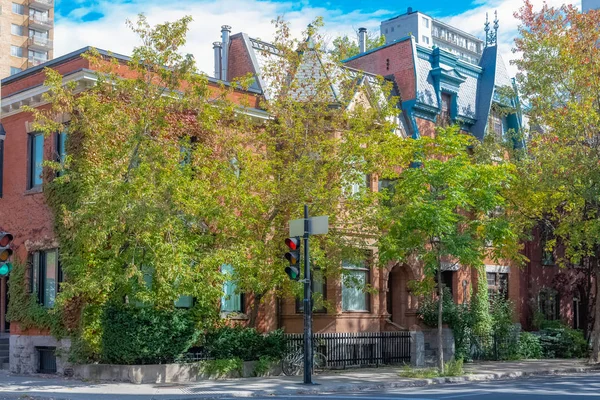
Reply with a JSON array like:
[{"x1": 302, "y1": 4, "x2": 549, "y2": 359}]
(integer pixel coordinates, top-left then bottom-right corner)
[{"x1": 289, "y1": 216, "x2": 329, "y2": 237}]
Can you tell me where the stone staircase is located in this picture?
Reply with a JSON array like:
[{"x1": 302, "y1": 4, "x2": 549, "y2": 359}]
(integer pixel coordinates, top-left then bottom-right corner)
[{"x1": 0, "y1": 337, "x2": 9, "y2": 370}]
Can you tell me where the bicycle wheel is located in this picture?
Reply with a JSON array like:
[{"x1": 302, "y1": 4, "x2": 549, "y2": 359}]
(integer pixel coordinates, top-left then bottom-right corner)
[
  {"x1": 282, "y1": 353, "x2": 302, "y2": 376},
  {"x1": 313, "y1": 352, "x2": 327, "y2": 373}
]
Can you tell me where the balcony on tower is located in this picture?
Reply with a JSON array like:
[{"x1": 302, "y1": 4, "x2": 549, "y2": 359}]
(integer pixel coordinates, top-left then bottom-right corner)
[
  {"x1": 29, "y1": 0, "x2": 54, "y2": 11},
  {"x1": 29, "y1": 15, "x2": 53, "y2": 31},
  {"x1": 28, "y1": 36, "x2": 53, "y2": 51}
]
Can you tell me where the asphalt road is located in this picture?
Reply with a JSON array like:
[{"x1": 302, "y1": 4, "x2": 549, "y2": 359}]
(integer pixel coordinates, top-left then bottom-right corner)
[{"x1": 232, "y1": 372, "x2": 600, "y2": 400}]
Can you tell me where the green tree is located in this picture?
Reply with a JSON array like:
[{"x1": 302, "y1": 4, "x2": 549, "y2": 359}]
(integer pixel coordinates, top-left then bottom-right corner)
[
  {"x1": 330, "y1": 31, "x2": 385, "y2": 61},
  {"x1": 27, "y1": 15, "x2": 243, "y2": 354},
  {"x1": 511, "y1": 1, "x2": 600, "y2": 362},
  {"x1": 379, "y1": 126, "x2": 520, "y2": 372},
  {"x1": 217, "y1": 19, "x2": 400, "y2": 322}
]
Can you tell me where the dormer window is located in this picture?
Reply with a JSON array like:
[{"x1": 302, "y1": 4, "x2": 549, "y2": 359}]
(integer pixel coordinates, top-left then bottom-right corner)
[{"x1": 440, "y1": 93, "x2": 452, "y2": 126}]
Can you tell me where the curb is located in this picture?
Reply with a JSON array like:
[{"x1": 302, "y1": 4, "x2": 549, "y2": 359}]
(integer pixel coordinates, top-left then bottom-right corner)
[{"x1": 195, "y1": 364, "x2": 600, "y2": 399}]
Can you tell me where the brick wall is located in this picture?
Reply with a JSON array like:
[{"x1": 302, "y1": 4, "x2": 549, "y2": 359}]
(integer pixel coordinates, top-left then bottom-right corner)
[{"x1": 344, "y1": 39, "x2": 416, "y2": 102}]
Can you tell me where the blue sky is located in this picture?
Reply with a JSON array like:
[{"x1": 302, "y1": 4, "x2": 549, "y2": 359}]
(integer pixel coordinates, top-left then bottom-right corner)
[{"x1": 52, "y1": 0, "x2": 580, "y2": 77}]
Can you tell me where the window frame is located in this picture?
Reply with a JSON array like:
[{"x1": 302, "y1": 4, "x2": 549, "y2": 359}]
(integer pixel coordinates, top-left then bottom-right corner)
[
  {"x1": 29, "y1": 249, "x2": 62, "y2": 308},
  {"x1": 296, "y1": 275, "x2": 327, "y2": 314},
  {"x1": 220, "y1": 264, "x2": 245, "y2": 314},
  {"x1": 55, "y1": 129, "x2": 67, "y2": 177},
  {"x1": 486, "y1": 272, "x2": 508, "y2": 299},
  {"x1": 341, "y1": 255, "x2": 371, "y2": 313},
  {"x1": 12, "y1": 2, "x2": 24, "y2": 15},
  {"x1": 538, "y1": 288, "x2": 560, "y2": 321},
  {"x1": 10, "y1": 45, "x2": 23, "y2": 58},
  {"x1": 27, "y1": 132, "x2": 44, "y2": 190}
]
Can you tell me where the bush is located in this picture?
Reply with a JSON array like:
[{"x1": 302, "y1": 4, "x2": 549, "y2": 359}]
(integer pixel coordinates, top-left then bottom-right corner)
[
  {"x1": 518, "y1": 332, "x2": 542, "y2": 359},
  {"x1": 538, "y1": 326, "x2": 588, "y2": 359},
  {"x1": 100, "y1": 304, "x2": 199, "y2": 365},
  {"x1": 204, "y1": 326, "x2": 287, "y2": 361}
]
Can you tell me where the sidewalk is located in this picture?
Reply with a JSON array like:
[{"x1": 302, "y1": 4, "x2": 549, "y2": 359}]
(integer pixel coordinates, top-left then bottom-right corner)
[{"x1": 0, "y1": 359, "x2": 598, "y2": 399}]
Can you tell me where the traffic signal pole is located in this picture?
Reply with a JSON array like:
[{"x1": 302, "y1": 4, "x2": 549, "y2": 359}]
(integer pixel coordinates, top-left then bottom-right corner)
[{"x1": 302, "y1": 204, "x2": 313, "y2": 385}]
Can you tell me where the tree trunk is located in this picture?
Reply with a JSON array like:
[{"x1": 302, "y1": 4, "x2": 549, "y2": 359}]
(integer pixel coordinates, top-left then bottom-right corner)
[
  {"x1": 590, "y1": 264, "x2": 600, "y2": 364},
  {"x1": 248, "y1": 293, "x2": 263, "y2": 328},
  {"x1": 437, "y1": 266, "x2": 445, "y2": 374}
]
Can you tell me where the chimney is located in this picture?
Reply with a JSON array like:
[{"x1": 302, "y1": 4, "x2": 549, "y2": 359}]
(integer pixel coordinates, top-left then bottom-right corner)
[
  {"x1": 358, "y1": 27, "x2": 367, "y2": 53},
  {"x1": 221, "y1": 25, "x2": 231, "y2": 82},
  {"x1": 407, "y1": 7, "x2": 413, "y2": 13},
  {"x1": 213, "y1": 42, "x2": 222, "y2": 80}
]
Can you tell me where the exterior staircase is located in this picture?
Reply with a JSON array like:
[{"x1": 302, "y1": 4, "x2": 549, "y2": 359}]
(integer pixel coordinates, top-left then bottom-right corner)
[{"x1": 0, "y1": 336, "x2": 9, "y2": 370}]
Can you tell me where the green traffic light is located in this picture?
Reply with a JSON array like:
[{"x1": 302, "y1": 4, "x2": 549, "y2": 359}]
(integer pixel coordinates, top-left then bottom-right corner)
[
  {"x1": 285, "y1": 266, "x2": 300, "y2": 281},
  {"x1": 0, "y1": 262, "x2": 12, "y2": 277}
]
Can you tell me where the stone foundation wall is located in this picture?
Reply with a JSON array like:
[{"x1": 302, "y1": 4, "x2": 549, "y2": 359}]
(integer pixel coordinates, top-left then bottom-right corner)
[
  {"x1": 9, "y1": 334, "x2": 71, "y2": 375},
  {"x1": 422, "y1": 328, "x2": 455, "y2": 366}
]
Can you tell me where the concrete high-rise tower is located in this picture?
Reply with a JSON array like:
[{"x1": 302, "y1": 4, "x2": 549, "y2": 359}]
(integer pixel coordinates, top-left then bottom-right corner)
[{"x1": 0, "y1": 0, "x2": 54, "y2": 79}]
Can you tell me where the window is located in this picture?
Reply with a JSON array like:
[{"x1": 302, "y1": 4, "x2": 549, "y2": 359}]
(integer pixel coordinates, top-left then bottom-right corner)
[
  {"x1": 10, "y1": 67, "x2": 21, "y2": 76},
  {"x1": 342, "y1": 257, "x2": 370, "y2": 312},
  {"x1": 30, "y1": 249, "x2": 62, "y2": 308},
  {"x1": 29, "y1": 28, "x2": 48, "y2": 39},
  {"x1": 439, "y1": 271, "x2": 454, "y2": 295},
  {"x1": 175, "y1": 295, "x2": 193, "y2": 308},
  {"x1": 573, "y1": 297, "x2": 581, "y2": 330},
  {"x1": 421, "y1": 35, "x2": 429, "y2": 45},
  {"x1": 487, "y1": 272, "x2": 508, "y2": 299},
  {"x1": 296, "y1": 275, "x2": 327, "y2": 313},
  {"x1": 221, "y1": 264, "x2": 243, "y2": 313},
  {"x1": 28, "y1": 133, "x2": 44, "y2": 189},
  {"x1": 538, "y1": 288, "x2": 560, "y2": 321},
  {"x1": 422, "y1": 17, "x2": 429, "y2": 28},
  {"x1": 440, "y1": 93, "x2": 452, "y2": 126},
  {"x1": 56, "y1": 129, "x2": 67, "y2": 176},
  {"x1": 12, "y1": 3, "x2": 24, "y2": 15},
  {"x1": 29, "y1": 8, "x2": 48, "y2": 21},
  {"x1": 541, "y1": 228, "x2": 555, "y2": 266},
  {"x1": 28, "y1": 49, "x2": 47, "y2": 62},
  {"x1": 488, "y1": 112, "x2": 504, "y2": 140},
  {"x1": 10, "y1": 45, "x2": 23, "y2": 58},
  {"x1": 11, "y1": 24, "x2": 23, "y2": 36}
]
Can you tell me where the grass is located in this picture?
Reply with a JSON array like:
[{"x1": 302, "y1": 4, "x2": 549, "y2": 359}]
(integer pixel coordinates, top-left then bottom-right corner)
[{"x1": 398, "y1": 359, "x2": 465, "y2": 378}]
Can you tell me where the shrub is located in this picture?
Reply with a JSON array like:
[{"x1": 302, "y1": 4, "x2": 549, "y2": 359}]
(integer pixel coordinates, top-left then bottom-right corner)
[
  {"x1": 538, "y1": 326, "x2": 588, "y2": 359},
  {"x1": 201, "y1": 358, "x2": 243, "y2": 378},
  {"x1": 518, "y1": 332, "x2": 542, "y2": 359},
  {"x1": 204, "y1": 326, "x2": 287, "y2": 361},
  {"x1": 100, "y1": 304, "x2": 199, "y2": 365},
  {"x1": 445, "y1": 358, "x2": 464, "y2": 376}
]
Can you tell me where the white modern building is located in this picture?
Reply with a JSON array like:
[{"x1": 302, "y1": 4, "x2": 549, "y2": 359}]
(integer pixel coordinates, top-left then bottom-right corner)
[{"x1": 380, "y1": 7, "x2": 483, "y2": 65}]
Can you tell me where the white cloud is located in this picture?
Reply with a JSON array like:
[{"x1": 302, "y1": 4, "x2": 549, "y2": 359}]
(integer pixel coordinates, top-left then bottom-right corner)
[
  {"x1": 54, "y1": 0, "x2": 583, "y2": 79},
  {"x1": 54, "y1": 0, "x2": 392, "y2": 76}
]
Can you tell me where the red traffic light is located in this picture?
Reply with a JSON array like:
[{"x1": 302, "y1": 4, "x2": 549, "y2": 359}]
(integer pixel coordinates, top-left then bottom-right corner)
[
  {"x1": 285, "y1": 237, "x2": 300, "y2": 250},
  {"x1": 0, "y1": 233, "x2": 13, "y2": 248}
]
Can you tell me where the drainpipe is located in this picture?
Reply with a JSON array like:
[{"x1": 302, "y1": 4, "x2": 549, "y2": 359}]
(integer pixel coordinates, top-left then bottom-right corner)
[
  {"x1": 358, "y1": 27, "x2": 367, "y2": 53},
  {"x1": 221, "y1": 25, "x2": 231, "y2": 82},
  {"x1": 213, "y1": 42, "x2": 222, "y2": 80}
]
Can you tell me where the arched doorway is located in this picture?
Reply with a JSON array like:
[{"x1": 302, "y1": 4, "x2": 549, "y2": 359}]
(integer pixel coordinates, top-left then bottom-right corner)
[{"x1": 387, "y1": 264, "x2": 417, "y2": 329}]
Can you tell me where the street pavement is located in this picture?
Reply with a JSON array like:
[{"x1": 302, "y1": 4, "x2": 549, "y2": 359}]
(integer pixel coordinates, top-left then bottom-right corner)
[
  {"x1": 1, "y1": 372, "x2": 600, "y2": 399},
  {"x1": 234, "y1": 372, "x2": 600, "y2": 399},
  {"x1": 0, "y1": 359, "x2": 597, "y2": 399}
]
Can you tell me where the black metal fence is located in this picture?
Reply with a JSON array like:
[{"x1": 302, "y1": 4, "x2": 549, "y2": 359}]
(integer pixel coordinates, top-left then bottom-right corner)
[
  {"x1": 286, "y1": 331, "x2": 411, "y2": 368},
  {"x1": 469, "y1": 329, "x2": 520, "y2": 361}
]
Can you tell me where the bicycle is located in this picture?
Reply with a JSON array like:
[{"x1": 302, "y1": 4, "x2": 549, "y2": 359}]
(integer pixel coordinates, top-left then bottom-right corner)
[{"x1": 281, "y1": 345, "x2": 327, "y2": 376}]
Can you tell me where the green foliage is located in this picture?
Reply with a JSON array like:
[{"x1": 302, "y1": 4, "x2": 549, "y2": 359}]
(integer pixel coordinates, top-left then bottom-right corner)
[
  {"x1": 538, "y1": 327, "x2": 588, "y2": 359},
  {"x1": 398, "y1": 359, "x2": 463, "y2": 378},
  {"x1": 253, "y1": 356, "x2": 278, "y2": 376},
  {"x1": 444, "y1": 358, "x2": 464, "y2": 377},
  {"x1": 518, "y1": 332, "x2": 543, "y2": 359},
  {"x1": 200, "y1": 358, "x2": 243, "y2": 378},
  {"x1": 511, "y1": 2, "x2": 600, "y2": 362},
  {"x1": 379, "y1": 125, "x2": 521, "y2": 372},
  {"x1": 204, "y1": 327, "x2": 287, "y2": 361},
  {"x1": 6, "y1": 261, "x2": 65, "y2": 337},
  {"x1": 100, "y1": 304, "x2": 199, "y2": 365},
  {"x1": 330, "y1": 32, "x2": 386, "y2": 61}
]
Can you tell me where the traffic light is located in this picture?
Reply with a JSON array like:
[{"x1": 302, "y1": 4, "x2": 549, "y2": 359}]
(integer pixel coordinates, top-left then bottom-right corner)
[
  {"x1": 0, "y1": 232, "x2": 13, "y2": 277},
  {"x1": 284, "y1": 237, "x2": 301, "y2": 281}
]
